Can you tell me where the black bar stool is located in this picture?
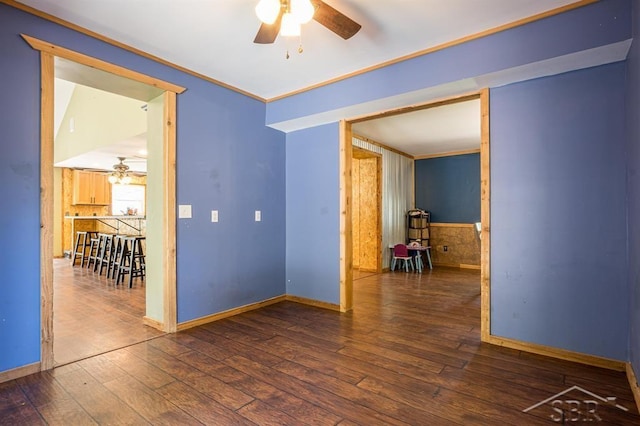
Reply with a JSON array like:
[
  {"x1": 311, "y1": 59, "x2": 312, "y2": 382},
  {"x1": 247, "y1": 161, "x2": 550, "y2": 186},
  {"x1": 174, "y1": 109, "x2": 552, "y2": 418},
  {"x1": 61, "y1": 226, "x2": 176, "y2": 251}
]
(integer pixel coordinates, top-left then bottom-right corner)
[
  {"x1": 71, "y1": 231, "x2": 97, "y2": 267},
  {"x1": 94, "y1": 233, "x2": 116, "y2": 276},
  {"x1": 115, "y1": 236, "x2": 146, "y2": 288},
  {"x1": 86, "y1": 234, "x2": 101, "y2": 269}
]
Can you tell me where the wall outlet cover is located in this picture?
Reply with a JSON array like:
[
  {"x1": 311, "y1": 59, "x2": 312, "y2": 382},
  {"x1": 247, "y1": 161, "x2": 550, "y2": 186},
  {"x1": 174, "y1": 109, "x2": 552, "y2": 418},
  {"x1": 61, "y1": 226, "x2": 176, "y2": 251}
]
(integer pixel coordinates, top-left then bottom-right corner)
[{"x1": 178, "y1": 204, "x2": 192, "y2": 219}]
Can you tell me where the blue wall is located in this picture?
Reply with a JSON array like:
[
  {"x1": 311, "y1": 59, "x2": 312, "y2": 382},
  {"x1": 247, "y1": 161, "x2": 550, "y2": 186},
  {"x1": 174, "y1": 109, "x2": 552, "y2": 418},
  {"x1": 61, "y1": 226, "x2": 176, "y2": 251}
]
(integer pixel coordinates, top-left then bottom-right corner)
[
  {"x1": 279, "y1": 0, "x2": 632, "y2": 361},
  {"x1": 0, "y1": 8, "x2": 42, "y2": 371},
  {"x1": 414, "y1": 154, "x2": 480, "y2": 223},
  {"x1": 491, "y1": 64, "x2": 628, "y2": 360},
  {"x1": 175, "y1": 82, "x2": 286, "y2": 322},
  {"x1": 627, "y1": 1, "x2": 640, "y2": 379},
  {"x1": 0, "y1": 3, "x2": 286, "y2": 372},
  {"x1": 286, "y1": 123, "x2": 340, "y2": 304}
]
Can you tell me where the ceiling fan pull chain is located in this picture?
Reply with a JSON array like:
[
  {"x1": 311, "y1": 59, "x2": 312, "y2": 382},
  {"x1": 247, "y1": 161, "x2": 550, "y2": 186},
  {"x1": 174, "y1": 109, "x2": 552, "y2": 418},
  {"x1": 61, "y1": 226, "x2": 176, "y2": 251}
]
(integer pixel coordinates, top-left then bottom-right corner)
[{"x1": 298, "y1": 33, "x2": 303, "y2": 54}]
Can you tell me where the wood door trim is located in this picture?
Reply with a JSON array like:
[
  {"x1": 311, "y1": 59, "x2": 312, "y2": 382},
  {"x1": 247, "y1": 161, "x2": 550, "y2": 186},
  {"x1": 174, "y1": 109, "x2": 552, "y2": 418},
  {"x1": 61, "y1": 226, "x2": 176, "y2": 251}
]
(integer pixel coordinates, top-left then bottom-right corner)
[
  {"x1": 343, "y1": 89, "x2": 490, "y2": 335},
  {"x1": 40, "y1": 51, "x2": 55, "y2": 371},
  {"x1": 339, "y1": 120, "x2": 353, "y2": 312},
  {"x1": 22, "y1": 34, "x2": 185, "y2": 94},
  {"x1": 32, "y1": 38, "x2": 178, "y2": 370}
]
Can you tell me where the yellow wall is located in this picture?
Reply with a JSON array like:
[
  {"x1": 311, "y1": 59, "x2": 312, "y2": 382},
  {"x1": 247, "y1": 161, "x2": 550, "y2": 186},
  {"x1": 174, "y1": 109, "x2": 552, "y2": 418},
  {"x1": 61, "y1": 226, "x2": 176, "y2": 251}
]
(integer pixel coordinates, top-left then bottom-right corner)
[{"x1": 55, "y1": 84, "x2": 147, "y2": 163}]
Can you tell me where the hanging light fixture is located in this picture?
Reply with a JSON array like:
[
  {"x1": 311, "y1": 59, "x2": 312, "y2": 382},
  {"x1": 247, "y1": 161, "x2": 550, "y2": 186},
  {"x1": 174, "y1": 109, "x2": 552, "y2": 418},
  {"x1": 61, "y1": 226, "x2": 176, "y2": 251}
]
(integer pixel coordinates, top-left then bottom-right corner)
[
  {"x1": 255, "y1": 0, "x2": 315, "y2": 35},
  {"x1": 290, "y1": 0, "x2": 314, "y2": 24},
  {"x1": 108, "y1": 157, "x2": 132, "y2": 185},
  {"x1": 255, "y1": 0, "x2": 281, "y2": 24},
  {"x1": 280, "y1": 11, "x2": 301, "y2": 37}
]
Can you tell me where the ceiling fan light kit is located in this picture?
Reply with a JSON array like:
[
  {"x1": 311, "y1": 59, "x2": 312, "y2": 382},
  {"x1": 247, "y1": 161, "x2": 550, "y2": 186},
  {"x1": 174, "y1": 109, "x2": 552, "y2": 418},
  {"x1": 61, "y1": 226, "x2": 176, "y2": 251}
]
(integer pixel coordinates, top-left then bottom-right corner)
[
  {"x1": 108, "y1": 157, "x2": 132, "y2": 185},
  {"x1": 255, "y1": 0, "x2": 280, "y2": 24},
  {"x1": 291, "y1": 0, "x2": 315, "y2": 24},
  {"x1": 280, "y1": 12, "x2": 301, "y2": 37},
  {"x1": 253, "y1": 0, "x2": 361, "y2": 48}
]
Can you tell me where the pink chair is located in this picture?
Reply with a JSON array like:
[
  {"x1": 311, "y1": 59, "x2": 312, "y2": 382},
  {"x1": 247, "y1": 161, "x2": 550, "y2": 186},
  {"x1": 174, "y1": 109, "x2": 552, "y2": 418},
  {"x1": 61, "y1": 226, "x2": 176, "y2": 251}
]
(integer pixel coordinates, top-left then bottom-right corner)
[{"x1": 391, "y1": 244, "x2": 414, "y2": 272}]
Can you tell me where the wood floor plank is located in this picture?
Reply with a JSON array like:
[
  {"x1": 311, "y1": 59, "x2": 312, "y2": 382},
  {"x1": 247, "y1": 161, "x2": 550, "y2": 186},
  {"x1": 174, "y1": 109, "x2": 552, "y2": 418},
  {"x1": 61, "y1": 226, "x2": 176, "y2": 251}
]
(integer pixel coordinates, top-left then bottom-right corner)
[
  {"x1": 0, "y1": 380, "x2": 46, "y2": 425},
  {"x1": 356, "y1": 375, "x2": 540, "y2": 426},
  {"x1": 102, "y1": 374, "x2": 199, "y2": 424},
  {"x1": 17, "y1": 371, "x2": 72, "y2": 408},
  {"x1": 35, "y1": 397, "x2": 98, "y2": 426},
  {"x1": 180, "y1": 372, "x2": 255, "y2": 411},
  {"x1": 52, "y1": 367, "x2": 148, "y2": 424},
  {"x1": 181, "y1": 326, "x2": 284, "y2": 366},
  {"x1": 101, "y1": 349, "x2": 176, "y2": 390},
  {"x1": 225, "y1": 355, "x2": 412, "y2": 426},
  {"x1": 273, "y1": 359, "x2": 452, "y2": 425},
  {"x1": 235, "y1": 399, "x2": 302, "y2": 426},
  {"x1": 155, "y1": 381, "x2": 255, "y2": 425},
  {"x1": 124, "y1": 342, "x2": 208, "y2": 382}
]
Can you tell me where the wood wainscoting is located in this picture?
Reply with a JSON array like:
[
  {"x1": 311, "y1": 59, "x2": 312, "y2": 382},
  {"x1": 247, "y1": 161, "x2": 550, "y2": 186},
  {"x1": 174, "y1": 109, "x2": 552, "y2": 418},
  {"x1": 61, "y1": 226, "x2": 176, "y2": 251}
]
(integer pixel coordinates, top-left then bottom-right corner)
[{"x1": 429, "y1": 223, "x2": 480, "y2": 269}]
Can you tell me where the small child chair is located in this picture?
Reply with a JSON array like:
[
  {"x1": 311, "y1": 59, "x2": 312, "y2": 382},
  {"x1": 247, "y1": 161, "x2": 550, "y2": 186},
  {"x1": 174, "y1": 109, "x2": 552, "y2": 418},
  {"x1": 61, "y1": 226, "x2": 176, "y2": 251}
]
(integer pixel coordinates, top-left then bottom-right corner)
[{"x1": 391, "y1": 244, "x2": 414, "y2": 272}]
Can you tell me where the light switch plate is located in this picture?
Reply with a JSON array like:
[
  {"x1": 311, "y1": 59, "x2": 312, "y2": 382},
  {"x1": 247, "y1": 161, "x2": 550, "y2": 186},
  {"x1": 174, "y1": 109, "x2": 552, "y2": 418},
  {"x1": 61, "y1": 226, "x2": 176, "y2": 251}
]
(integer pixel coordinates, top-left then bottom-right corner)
[
  {"x1": 211, "y1": 210, "x2": 219, "y2": 222},
  {"x1": 255, "y1": 210, "x2": 261, "y2": 222},
  {"x1": 178, "y1": 204, "x2": 192, "y2": 219}
]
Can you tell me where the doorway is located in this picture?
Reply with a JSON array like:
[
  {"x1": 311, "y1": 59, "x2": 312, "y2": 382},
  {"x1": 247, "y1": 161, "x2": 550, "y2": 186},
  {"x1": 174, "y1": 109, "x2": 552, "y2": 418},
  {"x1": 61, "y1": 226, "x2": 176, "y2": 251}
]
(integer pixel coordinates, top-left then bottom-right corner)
[
  {"x1": 352, "y1": 147, "x2": 382, "y2": 277},
  {"x1": 26, "y1": 35, "x2": 183, "y2": 370},
  {"x1": 340, "y1": 89, "x2": 490, "y2": 340}
]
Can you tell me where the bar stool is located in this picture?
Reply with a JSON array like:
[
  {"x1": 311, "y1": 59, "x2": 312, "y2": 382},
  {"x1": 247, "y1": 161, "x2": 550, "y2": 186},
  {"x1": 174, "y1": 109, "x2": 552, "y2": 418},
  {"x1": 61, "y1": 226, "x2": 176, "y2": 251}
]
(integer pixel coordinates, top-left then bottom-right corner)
[
  {"x1": 71, "y1": 231, "x2": 97, "y2": 267},
  {"x1": 94, "y1": 233, "x2": 116, "y2": 276},
  {"x1": 86, "y1": 235, "x2": 101, "y2": 269},
  {"x1": 110, "y1": 235, "x2": 126, "y2": 279},
  {"x1": 115, "y1": 236, "x2": 146, "y2": 288}
]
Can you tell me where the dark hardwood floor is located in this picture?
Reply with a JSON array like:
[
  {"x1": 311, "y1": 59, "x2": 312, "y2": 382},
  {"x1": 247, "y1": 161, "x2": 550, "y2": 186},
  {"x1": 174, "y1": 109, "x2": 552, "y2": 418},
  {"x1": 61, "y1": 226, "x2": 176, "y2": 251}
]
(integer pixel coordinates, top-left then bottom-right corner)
[
  {"x1": 53, "y1": 258, "x2": 164, "y2": 366},
  {"x1": 2, "y1": 267, "x2": 639, "y2": 424}
]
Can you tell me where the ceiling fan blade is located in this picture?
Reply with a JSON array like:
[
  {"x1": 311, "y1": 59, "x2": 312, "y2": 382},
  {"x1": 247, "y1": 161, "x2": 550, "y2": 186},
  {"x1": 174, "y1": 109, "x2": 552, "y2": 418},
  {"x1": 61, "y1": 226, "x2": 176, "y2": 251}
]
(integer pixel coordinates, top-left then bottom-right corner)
[
  {"x1": 253, "y1": 8, "x2": 284, "y2": 44},
  {"x1": 312, "y1": 0, "x2": 361, "y2": 40}
]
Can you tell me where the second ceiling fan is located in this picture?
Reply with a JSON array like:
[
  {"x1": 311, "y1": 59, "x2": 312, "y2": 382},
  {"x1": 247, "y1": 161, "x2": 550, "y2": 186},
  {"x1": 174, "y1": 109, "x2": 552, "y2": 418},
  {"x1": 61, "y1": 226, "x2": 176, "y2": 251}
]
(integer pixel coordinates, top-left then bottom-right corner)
[{"x1": 254, "y1": 0, "x2": 361, "y2": 44}]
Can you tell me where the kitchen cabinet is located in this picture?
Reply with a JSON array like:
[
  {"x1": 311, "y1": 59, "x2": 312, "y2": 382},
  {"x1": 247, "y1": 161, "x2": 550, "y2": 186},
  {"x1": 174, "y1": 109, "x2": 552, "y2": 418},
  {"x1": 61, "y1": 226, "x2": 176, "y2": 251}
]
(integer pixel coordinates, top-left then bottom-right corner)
[{"x1": 72, "y1": 170, "x2": 111, "y2": 205}]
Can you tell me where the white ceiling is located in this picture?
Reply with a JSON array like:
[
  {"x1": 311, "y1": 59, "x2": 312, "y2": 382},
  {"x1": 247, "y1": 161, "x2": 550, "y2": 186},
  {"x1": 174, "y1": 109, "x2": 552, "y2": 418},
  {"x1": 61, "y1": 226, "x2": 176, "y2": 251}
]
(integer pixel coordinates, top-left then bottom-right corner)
[
  {"x1": 353, "y1": 99, "x2": 481, "y2": 157},
  {"x1": 54, "y1": 133, "x2": 148, "y2": 173},
  {"x1": 22, "y1": 0, "x2": 591, "y2": 161},
  {"x1": 19, "y1": 0, "x2": 582, "y2": 99}
]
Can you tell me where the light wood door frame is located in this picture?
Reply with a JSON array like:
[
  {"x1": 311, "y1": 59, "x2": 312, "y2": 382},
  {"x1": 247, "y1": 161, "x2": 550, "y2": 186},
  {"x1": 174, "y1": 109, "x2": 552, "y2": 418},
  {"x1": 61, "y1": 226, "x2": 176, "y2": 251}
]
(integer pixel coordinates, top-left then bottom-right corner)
[
  {"x1": 25, "y1": 35, "x2": 184, "y2": 370},
  {"x1": 341, "y1": 90, "x2": 491, "y2": 340}
]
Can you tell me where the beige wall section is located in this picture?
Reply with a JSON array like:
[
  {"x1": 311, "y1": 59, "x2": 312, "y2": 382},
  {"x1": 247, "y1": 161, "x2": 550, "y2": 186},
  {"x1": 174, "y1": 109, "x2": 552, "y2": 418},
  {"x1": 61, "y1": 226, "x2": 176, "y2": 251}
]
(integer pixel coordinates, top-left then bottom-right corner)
[
  {"x1": 429, "y1": 223, "x2": 481, "y2": 267},
  {"x1": 145, "y1": 93, "x2": 164, "y2": 322},
  {"x1": 54, "y1": 84, "x2": 147, "y2": 163}
]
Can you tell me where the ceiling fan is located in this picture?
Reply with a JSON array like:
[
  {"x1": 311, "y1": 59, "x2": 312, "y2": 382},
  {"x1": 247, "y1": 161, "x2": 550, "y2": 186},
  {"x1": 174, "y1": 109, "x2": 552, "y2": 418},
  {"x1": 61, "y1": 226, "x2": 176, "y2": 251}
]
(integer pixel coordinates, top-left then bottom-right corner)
[{"x1": 254, "y1": 0, "x2": 362, "y2": 44}]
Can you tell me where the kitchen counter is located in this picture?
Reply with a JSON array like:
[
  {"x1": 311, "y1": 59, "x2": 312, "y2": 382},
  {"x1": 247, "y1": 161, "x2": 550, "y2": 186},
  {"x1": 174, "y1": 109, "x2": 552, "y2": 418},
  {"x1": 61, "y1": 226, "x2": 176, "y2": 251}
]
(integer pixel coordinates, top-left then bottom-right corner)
[{"x1": 65, "y1": 215, "x2": 146, "y2": 236}]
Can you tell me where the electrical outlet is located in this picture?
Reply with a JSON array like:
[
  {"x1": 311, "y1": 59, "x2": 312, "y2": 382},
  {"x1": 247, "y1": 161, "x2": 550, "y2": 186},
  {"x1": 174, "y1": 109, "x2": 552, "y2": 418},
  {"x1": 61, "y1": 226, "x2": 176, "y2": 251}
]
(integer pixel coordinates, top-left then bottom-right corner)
[
  {"x1": 255, "y1": 210, "x2": 261, "y2": 222},
  {"x1": 443, "y1": 245, "x2": 448, "y2": 252},
  {"x1": 211, "y1": 210, "x2": 218, "y2": 222}
]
